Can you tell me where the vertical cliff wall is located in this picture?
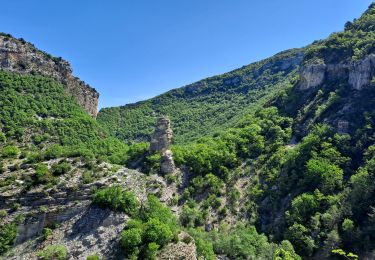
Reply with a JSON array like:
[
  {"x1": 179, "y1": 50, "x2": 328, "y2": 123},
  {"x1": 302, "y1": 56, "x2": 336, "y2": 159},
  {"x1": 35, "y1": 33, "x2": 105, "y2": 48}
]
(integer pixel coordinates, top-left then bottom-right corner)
[{"x1": 0, "y1": 33, "x2": 99, "y2": 117}]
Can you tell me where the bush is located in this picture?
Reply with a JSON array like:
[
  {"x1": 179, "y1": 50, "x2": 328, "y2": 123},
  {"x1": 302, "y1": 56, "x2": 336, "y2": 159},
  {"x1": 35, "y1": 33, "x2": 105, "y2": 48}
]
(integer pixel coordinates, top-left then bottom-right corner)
[
  {"x1": 143, "y1": 242, "x2": 159, "y2": 260},
  {"x1": 26, "y1": 151, "x2": 43, "y2": 163},
  {"x1": 1, "y1": 145, "x2": 20, "y2": 158},
  {"x1": 121, "y1": 228, "x2": 143, "y2": 253},
  {"x1": 0, "y1": 222, "x2": 17, "y2": 255},
  {"x1": 82, "y1": 171, "x2": 94, "y2": 184},
  {"x1": 0, "y1": 132, "x2": 6, "y2": 143},
  {"x1": 93, "y1": 186, "x2": 140, "y2": 217},
  {"x1": 42, "y1": 228, "x2": 53, "y2": 240},
  {"x1": 86, "y1": 254, "x2": 100, "y2": 260},
  {"x1": 141, "y1": 195, "x2": 178, "y2": 229},
  {"x1": 44, "y1": 145, "x2": 64, "y2": 159},
  {"x1": 212, "y1": 225, "x2": 274, "y2": 259},
  {"x1": 306, "y1": 159, "x2": 343, "y2": 194},
  {"x1": 144, "y1": 218, "x2": 173, "y2": 246},
  {"x1": 285, "y1": 223, "x2": 315, "y2": 256},
  {"x1": 51, "y1": 161, "x2": 72, "y2": 175},
  {"x1": 37, "y1": 245, "x2": 68, "y2": 260},
  {"x1": 34, "y1": 164, "x2": 55, "y2": 185},
  {"x1": 0, "y1": 210, "x2": 7, "y2": 219}
]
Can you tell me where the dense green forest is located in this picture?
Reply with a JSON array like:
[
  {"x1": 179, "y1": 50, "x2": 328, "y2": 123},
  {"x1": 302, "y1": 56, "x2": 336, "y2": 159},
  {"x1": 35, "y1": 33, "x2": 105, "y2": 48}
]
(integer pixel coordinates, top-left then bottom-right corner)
[
  {"x1": 0, "y1": 71, "x2": 135, "y2": 164},
  {"x1": 97, "y1": 48, "x2": 303, "y2": 144}
]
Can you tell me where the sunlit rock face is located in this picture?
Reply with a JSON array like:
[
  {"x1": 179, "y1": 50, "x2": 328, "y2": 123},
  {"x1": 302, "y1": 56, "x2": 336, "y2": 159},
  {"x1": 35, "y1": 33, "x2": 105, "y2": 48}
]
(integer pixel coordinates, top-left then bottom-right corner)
[
  {"x1": 299, "y1": 54, "x2": 375, "y2": 91},
  {"x1": 150, "y1": 116, "x2": 176, "y2": 174},
  {"x1": 0, "y1": 34, "x2": 99, "y2": 117}
]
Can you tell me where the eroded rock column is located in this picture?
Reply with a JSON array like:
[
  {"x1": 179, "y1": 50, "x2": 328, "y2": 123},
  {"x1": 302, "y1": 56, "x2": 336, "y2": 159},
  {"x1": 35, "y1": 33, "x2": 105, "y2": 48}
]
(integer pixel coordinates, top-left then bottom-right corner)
[{"x1": 150, "y1": 116, "x2": 176, "y2": 175}]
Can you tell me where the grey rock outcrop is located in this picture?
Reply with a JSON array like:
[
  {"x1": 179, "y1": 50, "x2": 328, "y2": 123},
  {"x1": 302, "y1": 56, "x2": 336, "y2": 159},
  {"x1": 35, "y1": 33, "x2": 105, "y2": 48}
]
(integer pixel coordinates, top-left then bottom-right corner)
[
  {"x1": 299, "y1": 54, "x2": 375, "y2": 91},
  {"x1": 150, "y1": 116, "x2": 176, "y2": 174},
  {"x1": 299, "y1": 63, "x2": 327, "y2": 90},
  {"x1": 348, "y1": 54, "x2": 375, "y2": 90},
  {"x1": 0, "y1": 34, "x2": 99, "y2": 117},
  {"x1": 157, "y1": 232, "x2": 197, "y2": 260}
]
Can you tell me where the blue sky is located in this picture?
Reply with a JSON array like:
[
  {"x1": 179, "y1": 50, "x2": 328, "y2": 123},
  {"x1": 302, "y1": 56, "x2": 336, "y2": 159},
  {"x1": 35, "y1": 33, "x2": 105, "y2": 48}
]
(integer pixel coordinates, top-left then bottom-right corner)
[{"x1": 0, "y1": 0, "x2": 373, "y2": 109}]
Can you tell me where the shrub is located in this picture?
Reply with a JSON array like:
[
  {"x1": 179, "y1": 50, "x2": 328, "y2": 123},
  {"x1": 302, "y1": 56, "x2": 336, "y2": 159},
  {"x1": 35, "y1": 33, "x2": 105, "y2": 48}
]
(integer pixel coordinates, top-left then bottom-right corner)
[
  {"x1": 44, "y1": 145, "x2": 64, "y2": 160},
  {"x1": 26, "y1": 151, "x2": 43, "y2": 163},
  {"x1": 34, "y1": 164, "x2": 55, "y2": 185},
  {"x1": 141, "y1": 195, "x2": 178, "y2": 229},
  {"x1": 82, "y1": 171, "x2": 94, "y2": 184},
  {"x1": 51, "y1": 161, "x2": 72, "y2": 175},
  {"x1": 0, "y1": 209, "x2": 7, "y2": 218},
  {"x1": 0, "y1": 132, "x2": 6, "y2": 143},
  {"x1": 37, "y1": 245, "x2": 68, "y2": 260},
  {"x1": 93, "y1": 186, "x2": 140, "y2": 217},
  {"x1": 285, "y1": 223, "x2": 315, "y2": 256},
  {"x1": 121, "y1": 228, "x2": 143, "y2": 253},
  {"x1": 306, "y1": 159, "x2": 343, "y2": 194},
  {"x1": 1, "y1": 145, "x2": 20, "y2": 158},
  {"x1": 42, "y1": 228, "x2": 53, "y2": 240},
  {"x1": 144, "y1": 218, "x2": 173, "y2": 246},
  {"x1": 86, "y1": 255, "x2": 100, "y2": 260},
  {"x1": 0, "y1": 222, "x2": 17, "y2": 255},
  {"x1": 143, "y1": 242, "x2": 159, "y2": 260}
]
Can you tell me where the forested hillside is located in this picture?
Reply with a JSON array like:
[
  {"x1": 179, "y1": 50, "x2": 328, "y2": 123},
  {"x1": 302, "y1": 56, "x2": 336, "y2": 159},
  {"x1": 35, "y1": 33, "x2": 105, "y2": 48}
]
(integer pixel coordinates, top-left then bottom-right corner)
[{"x1": 97, "y1": 48, "x2": 303, "y2": 144}]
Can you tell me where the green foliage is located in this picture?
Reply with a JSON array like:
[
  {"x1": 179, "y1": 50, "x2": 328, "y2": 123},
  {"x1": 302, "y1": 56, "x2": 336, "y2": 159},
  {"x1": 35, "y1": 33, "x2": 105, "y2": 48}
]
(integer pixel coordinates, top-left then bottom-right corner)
[
  {"x1": 0, "y1": 132, "x2": 6, "y2": 143},
  {"x1": 34, "y1": 163, "x2": 55, "y2": 185},
  {"x1": 285, "y1": 223, "x2": 315, "y2": 256},
  {"x1": 119, "y1": 195, "x2": 177, "y2": 259},
  {"x1": 37, "y1": 245, "x2": 68, "y2": 260},
  {"x1": 144, "y1": 218, "x2": 174, "y2": 246},
  {"x1": 86, "y1": 255, "x2": 100, "y2": 260},
  {"x1": 331, "y1": 248, "x2": 359, "y2": 259},
  {"x1": 180, "y1": 203, "x2": 206, "y2": 228},
  {"x1": 274, "y1": 240, "x2": 302, "y2": 260},
  {"x1": 305, "y1": 3, "x2": 375, "y2": 63},
  {"x1": 342, "y1": 218, "x2": 354, "y2": 233},
  {"x1": 0, "y1": 70, "x2": 130, "y2": 165},
  {"x1": 143, "y1": 242, "x2": 159, "y2": 260},
  {"x1": 97, "y1": 49, "x2": 301, "y2": 144},
  {"x1": 51, "y1": 161, "x2": 72, "y2": 175},
  {"x1": 1, "y1": 145, "x2": 20, "y2": 158},
  {"x1": 187, "y1": 228, "x2": 216, "y2": 260},
  {"x1": 121, "y1": 228, "x2": 142, "y2": 253},
  {"x1": 93, "y1": 186, "x2": 140, "y2": 217},
  {"x1": 141, "y1": 195, "x2": 178, "y2": 229},
  {"x1": 306, "y1": 159, "x2": 343, "y2": 194},
  {"x1": 0, "y1": 222, "x2": 17, "y2": 255},
  {"x1": 42, "y1": 228, "x2": 53, "y2": 240}
]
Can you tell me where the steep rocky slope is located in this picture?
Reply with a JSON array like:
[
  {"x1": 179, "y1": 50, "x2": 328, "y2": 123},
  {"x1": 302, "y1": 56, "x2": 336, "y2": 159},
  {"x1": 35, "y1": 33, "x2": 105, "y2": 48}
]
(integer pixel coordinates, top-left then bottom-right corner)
[{"x1": 0, "y1": 33, "x2": 98, "y2": 117}]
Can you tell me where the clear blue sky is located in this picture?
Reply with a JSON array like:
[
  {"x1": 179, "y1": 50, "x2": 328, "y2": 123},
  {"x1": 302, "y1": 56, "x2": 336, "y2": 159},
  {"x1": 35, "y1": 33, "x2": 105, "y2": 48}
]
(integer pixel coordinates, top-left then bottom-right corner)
[{"x1": 0, "y1": 0, "x2": 373, "y2": 109}]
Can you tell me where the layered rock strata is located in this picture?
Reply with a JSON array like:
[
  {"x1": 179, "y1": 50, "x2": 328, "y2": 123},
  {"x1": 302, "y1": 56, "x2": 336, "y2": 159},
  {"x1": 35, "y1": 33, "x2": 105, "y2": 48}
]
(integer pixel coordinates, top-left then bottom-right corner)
[{"x1": 0, "y1": 34, "x2": 99, "y2": 117}]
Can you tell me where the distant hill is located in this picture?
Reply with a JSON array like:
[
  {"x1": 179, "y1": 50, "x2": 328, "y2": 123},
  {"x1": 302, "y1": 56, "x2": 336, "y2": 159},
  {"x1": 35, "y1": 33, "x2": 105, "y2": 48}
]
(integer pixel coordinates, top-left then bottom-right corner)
[{"x1": 97, "y1": 48, "x2": 303, "y2": 144}]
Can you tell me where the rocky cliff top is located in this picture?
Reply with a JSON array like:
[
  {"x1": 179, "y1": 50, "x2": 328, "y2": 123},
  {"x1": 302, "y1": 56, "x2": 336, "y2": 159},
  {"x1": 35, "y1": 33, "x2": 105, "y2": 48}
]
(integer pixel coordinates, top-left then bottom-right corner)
[{"x1": 0, "y1": 33, "x2": 99, "y2": 117}]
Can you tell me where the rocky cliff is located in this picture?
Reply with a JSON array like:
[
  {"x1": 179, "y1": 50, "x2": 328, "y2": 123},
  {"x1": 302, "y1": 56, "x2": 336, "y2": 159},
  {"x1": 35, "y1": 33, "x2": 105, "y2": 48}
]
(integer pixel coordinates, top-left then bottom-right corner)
[
  {"x1": 0, "y1": 33, "x2": 99, "y2": 117},
  {"x1": 299, "y1": 54, "x2": 375, "y2": 91}
]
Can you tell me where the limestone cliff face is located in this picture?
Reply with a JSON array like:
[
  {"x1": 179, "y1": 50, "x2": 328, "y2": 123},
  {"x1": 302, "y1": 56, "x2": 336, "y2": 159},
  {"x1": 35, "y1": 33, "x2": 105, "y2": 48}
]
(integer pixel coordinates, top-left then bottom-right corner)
[
  {"x1": 299, "y1": 54, "x2": 375, "y2": 90},
  {"x1": 150, "y1": 116, "x2": 176, "y2": 175},
  {"x1": 0, "y1": 34, "x2": 99, "y2": 117}
]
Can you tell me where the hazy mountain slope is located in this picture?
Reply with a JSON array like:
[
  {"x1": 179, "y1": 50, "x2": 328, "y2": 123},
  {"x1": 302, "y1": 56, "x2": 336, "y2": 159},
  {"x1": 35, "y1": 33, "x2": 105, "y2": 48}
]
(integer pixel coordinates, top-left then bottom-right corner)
[{"x1": 97, "y1": 48, "x2": 303, "y2": 144}]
